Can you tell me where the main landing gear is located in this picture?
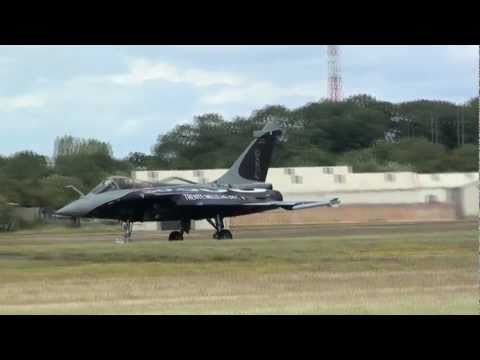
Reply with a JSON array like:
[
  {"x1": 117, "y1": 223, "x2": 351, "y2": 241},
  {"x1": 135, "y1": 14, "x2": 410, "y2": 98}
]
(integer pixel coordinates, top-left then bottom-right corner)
[
  {"x1": 168, "y1": 219, "x2": 190, "y2": 241},
  {"x1": 207, "y1": 214, "x2": 233, "y2": 240}
]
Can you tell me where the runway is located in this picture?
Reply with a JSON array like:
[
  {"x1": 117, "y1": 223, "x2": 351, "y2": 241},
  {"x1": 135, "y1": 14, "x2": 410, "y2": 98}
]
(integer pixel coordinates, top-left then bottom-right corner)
[
  {"x1": 1, "y1": 219, "x2": 475, "y2": 243},
  {"x1": 0, "y1": 220, "x2": 476, "y2": 314}
]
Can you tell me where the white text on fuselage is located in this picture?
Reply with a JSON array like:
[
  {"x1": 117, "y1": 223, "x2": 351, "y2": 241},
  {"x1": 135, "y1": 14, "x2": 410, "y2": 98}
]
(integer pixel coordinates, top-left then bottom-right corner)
[
  {"x1": 144, "y1": 187, "x2": 267, "y2": 194},
  {"x1": 183, "y1": 193, "x2": 241, "y2": 201}
]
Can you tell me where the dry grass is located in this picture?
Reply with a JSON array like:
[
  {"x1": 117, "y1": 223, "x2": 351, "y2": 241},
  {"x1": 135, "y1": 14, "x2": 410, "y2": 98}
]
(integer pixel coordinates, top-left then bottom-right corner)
[{"x1": 0, "y1": 222, "x2": 477, "y2": 314}]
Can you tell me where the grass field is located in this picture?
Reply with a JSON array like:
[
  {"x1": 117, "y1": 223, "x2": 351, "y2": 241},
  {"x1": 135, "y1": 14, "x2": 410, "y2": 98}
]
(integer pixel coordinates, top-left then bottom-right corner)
[{"x1": 0, "y1": 221, "x2": 478, "y2": 314}]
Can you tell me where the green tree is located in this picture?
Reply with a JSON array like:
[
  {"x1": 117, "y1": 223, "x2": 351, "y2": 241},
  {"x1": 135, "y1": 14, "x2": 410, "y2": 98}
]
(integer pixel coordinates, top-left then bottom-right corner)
[
  {"x1": 443, "y1": 145, "x2": 478, "y2": 172},
  {"x1": 53, "y1": 135, "x2": 113, "y2": 160},
  {"x1": 40, "y1": 175, "x2": 85, "y2": 209},
  {"x1": 52, "y1": 136, "x2": 129, "y2": 192},
  {"x1": 0, "y1": 195, "x2": 14, "y2": 228},
  {"x1": 382, "y1": 138, "x2": 447, "y2": 172},
  {"x1": 1, "y1": 151, "x2": 50, "y2": 180},
  {"x1": 55, "y1": 152, "x2": 129, "y2": 191},
  {"x1": 127, "y1": 152, "x2": 149, "y2": 169},
  {"x1": 0, "y1": 155, "x2": 7, "y2": 169}
]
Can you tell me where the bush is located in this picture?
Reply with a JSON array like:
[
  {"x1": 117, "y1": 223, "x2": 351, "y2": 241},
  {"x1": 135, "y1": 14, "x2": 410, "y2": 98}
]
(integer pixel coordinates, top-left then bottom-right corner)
[
  {"x1": 337, "y1": 145, "x2": 417, "y2": 173},
  {"x1": 443, "y1": 145, "x2": 478, "y2": 172},
  {"x1": 0, "y1": 195, "x2": 15, "y2": 231}
]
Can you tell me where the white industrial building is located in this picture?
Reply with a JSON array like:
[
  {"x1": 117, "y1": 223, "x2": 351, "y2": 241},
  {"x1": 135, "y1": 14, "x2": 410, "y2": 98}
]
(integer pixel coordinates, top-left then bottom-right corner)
[{"x1": 132, "y1": 166, "x2": 478, "y2": 230}]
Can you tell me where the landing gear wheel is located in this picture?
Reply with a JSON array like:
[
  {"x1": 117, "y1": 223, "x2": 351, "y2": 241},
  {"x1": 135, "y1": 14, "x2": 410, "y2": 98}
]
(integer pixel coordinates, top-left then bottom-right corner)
[
  {"x1": 216, "y1": 229, "x2": 233, "y2": 240},
  {"x1": 207, "y1": 215, "x2": 233, "y2": 240},
  {"x1": 168, "y1": 231, "x2": 184, "y2": 241}
]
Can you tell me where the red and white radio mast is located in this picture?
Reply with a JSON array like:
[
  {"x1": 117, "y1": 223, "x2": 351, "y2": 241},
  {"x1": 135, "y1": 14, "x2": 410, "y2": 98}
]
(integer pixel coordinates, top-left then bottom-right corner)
[{"x1": 327, "y1": 45, "x2": 343, "y2": 102}]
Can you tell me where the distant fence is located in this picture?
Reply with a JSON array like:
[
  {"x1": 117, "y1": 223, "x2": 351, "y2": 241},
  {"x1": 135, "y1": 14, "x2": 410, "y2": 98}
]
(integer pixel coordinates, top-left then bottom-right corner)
[{"x1": 230, "y1": 203, "x2": 457, "y2": 227}]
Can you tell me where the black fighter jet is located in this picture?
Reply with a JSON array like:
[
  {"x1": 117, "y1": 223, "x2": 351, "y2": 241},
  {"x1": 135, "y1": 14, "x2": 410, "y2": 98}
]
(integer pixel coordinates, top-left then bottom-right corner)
[{"x1": 56, "y1": 122, "x2": 340, "y2": 241}]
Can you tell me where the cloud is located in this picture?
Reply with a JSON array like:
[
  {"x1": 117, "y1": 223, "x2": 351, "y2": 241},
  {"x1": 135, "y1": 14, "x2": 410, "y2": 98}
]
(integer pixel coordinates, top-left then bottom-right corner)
[
  {"x1": 103, "y1": 56, "x2": 325, "y2": 110},
  {"x1": 108, "y1": 58, "x2": 244, "y2": 87},
  {"x1": 0, "y1": 94, "x2": 46, "y2": 111},
  {"x1": 200, "y1": 81, "x2": 323, "y2": 106},
  {"x1": 0, "y1": 45, "x2": 476, "y2": 158}
]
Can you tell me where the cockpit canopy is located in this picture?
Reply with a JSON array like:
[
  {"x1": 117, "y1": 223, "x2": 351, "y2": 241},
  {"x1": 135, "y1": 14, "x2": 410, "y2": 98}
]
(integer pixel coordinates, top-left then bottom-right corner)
[
  {"x1": 89, "y1": 176, "x2": 198, "y2": 194},
  {"x1": 89, "y1": 176, "x2": 153, "y2": 194}
]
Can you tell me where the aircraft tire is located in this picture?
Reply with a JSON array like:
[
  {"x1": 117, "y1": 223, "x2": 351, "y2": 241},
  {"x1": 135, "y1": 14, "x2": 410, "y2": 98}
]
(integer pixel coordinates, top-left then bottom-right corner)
[
  {"x1": 216, "y1": 229, "x2": 233, "y2": 240},
  {"x1": 168, "y1": 231, "x2": 183, "y2": 241}
]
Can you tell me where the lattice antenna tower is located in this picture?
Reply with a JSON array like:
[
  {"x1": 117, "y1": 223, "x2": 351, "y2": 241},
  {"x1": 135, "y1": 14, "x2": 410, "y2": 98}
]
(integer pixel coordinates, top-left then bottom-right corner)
[{"x1": 327, "y1": 45, "x2": 343, "y2": 102}]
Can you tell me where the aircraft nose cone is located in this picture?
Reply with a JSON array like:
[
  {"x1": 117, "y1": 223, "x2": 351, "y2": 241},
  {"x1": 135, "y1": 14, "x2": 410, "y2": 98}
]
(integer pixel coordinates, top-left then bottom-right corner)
[
  {"x1": 55, "y1": 204, "x2": 78, "y2": 217},
  {"x1": 55, "y1": 199, "x2": 89, "y2": 217}
]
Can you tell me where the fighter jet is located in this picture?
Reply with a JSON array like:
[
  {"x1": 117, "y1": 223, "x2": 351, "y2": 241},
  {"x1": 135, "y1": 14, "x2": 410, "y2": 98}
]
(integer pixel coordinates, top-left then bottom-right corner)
[{"x1": 56, "y1": 122, "x2": 340, "y2": 242}]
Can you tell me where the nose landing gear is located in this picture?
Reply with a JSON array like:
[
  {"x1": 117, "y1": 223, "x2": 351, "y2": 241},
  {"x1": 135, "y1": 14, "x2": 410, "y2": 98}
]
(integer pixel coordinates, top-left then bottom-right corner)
[
  {"x1": 116, "y1": 220, "x2": 133, "y2": 244},
  {"x1": 207, "y1": 214, "x2": 233, "y2": 240}
]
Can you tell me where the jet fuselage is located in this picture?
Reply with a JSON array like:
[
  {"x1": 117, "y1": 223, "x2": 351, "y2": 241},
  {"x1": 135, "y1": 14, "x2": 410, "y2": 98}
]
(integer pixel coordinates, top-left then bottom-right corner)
[{"x1": 57, "y1": 183, "x2": 283, "y2": 222}]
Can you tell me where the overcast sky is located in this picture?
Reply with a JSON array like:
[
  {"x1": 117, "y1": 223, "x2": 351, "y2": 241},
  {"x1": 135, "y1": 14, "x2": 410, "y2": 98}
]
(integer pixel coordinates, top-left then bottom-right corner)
[{"x1": 0, "y1": 45, "x2": 477, "y2": 158}]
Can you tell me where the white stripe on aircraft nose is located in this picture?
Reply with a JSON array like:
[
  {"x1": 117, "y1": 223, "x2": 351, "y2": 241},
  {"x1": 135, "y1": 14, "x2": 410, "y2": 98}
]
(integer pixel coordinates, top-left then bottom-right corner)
[{"x1": 230, "y1": 188, "x2": 267, "y2": 193}]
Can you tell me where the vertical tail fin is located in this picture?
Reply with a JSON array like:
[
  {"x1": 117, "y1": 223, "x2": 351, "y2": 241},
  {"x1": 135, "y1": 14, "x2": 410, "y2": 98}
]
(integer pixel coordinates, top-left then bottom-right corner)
[{"x1": 215, "y1": 121, "x2": 284, "y2": 185}]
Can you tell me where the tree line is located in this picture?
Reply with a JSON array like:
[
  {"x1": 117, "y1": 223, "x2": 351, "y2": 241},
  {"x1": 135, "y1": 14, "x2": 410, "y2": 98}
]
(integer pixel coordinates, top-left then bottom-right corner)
[
  {"x1": 0, "y1": 94, "x2": 478, "y2": 218},
  {"x1": 144, "y1": 95, "x2": 478, "y2": 172}
]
